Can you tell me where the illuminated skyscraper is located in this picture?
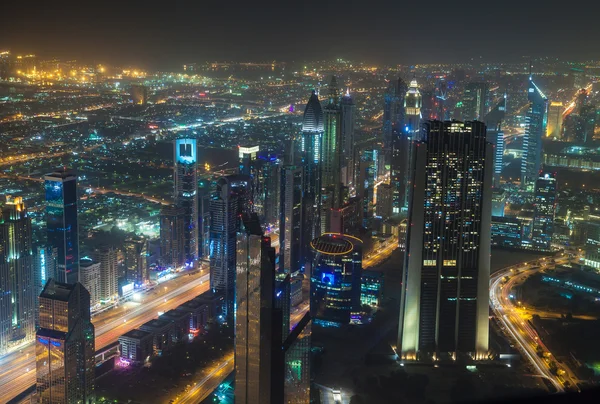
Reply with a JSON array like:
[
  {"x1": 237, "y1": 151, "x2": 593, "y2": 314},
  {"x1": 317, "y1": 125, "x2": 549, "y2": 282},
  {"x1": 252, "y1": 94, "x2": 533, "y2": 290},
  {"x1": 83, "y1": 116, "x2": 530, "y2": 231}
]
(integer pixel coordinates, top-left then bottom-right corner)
[
  {"x1": 0, "y1": 196, "x2": 35, "y2": 355},
  {"x1": 485, "y1": 95, "x2": 507, "y2": 187},
  {"x1": 235, "y1": 214, "x2": 277, "y2": 404},
  {"x1": 36, "y1": 280, "x2": 95, "y2": 404},
  {"x1": 239, "y1": 145, "x2": 260, "y2": 216},
  {"x1": 340, "y1": 89, "x2": 356, "y2": 191},
  {"x1": 280, "y1": 165, "x2": 304, "y2": 275},
  {"x1": 391, "y1": 78, "x2": 421, "y2": 214},
  {"x1": 321, "y1": 76, "x2": 343, "y2": 233},
  {"x1": 124, "y1": 235, "x2": 148, "y2": 285},
  {"x1": 398, "y1": 121, "x2": 492, "y2": 361},
  {"x1": 44, "y1": 169, "x2": 79, "y2": 284},
  {"x1": 300, "y1": 90, "x2": 324, "y2": 254},
  {"x1": 310, "y1": 233, "x2": 362, "y2": 326},
  {"x1": 93, "y1": 246, "x2": 118, "y2": 304},
  {"x1": 174, "y1": 138, "x2": 199, "y2": 267},
  {"x1": 209, "y1": 176, "x2": 245, "y2": 322},
  {"x1": 532, "y1": 172, "x2": 557, "y2": 251},
  {"x1": 159, "y1": 204, "x2": 186, "y2": 269},
  {"x1": 547, "y1": 101, "x2": 564, "y2": 139},
  {"x1": 383, "y1": 78, "x2": 407, "y2": 168},
  {"x1": 521, "y1": 76, "x2": 548, "y2": 190},
  {"x1": 389, "y1": 78, "x2": 409, "y2": 213},
  {"x1": 463, "y1": 82, "x2": 489, "y2": 121}
]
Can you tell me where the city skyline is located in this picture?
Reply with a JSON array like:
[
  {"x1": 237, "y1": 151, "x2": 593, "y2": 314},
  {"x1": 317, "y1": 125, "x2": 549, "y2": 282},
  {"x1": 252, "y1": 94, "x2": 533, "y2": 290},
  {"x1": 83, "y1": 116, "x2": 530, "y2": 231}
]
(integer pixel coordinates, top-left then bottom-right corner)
[{"x1": 1, "y1": 17, "x2": 600, "y2": 400}]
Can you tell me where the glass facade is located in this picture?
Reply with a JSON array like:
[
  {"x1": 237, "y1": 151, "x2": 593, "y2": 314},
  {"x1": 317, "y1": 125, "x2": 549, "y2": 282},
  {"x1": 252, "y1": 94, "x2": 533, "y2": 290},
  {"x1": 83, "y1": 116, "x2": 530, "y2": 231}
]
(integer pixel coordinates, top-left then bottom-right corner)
[
  {"x1": 532, "y1": 172, "x2": 557, "y2": 250},
  {"x1": 36, "y1": 280, "x2": 95, "y2": 404},
  {"x1": 398, "y1": 121, "x2": 492, "y2": 361},
  {"x1": 0, "y1": 197, "x2": 35, "y2": 355},
  {"x1": 283, "y1": 316, "x2": 311, "y2": 404},
  {"x1": 44, "y1": 170, "x2": 79, "y2": 284},
  {"x1": 209, "y1": 176, "x2": 242, "y2": 321},
  {"x1": 310, "y1": 234, "x2": 362, "y2": 326},
  {"x1": 491, "y1": 216, "x2": 523, "y2": 248},
  {"x1": 280, "y1": 165, "x2": 304, "y2": 275},
  {"x1": 521, "y1": 78, "x2": 548, "y2": 190},
  {"x1": 235, "y1": 215, "x2": 275, "y2": 404},
  {"x1": 174, "y1": 138, "x2": 199, "y2": 267}
]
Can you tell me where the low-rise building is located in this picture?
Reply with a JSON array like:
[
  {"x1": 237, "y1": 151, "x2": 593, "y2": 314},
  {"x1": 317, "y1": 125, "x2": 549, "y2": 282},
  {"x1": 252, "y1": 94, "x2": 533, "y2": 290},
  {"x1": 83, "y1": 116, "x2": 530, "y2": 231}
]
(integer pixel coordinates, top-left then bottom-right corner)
[{"x1": 119, "y1": 329, "x2": 153, "y2": 364}]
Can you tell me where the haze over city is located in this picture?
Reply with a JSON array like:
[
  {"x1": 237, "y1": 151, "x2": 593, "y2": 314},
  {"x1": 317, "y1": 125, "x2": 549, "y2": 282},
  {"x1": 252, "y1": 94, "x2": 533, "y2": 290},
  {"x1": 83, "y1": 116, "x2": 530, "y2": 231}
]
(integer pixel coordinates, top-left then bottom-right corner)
[{"x1": 1, "y1": 2, "x2": 600, "y2": 404}]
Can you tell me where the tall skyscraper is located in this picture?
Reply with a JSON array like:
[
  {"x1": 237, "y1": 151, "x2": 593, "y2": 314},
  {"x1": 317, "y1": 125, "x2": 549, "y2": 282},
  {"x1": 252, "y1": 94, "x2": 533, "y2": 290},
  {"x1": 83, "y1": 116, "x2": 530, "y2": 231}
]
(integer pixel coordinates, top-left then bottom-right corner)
[
  {"x1": 0, "y1": 196, "x2": 35, "y2": 355},
  {"x1": 235, "y1": 214, "x2": 277, "y2": 404},
  {"x1": 93, "y1": 245, "x2": 118, "y2": 303},
  {"x1": 532, "y1": 172, "x2": 557, "y2": 251},
  {"x1": 209, "y1": 176, "x2": 243, "y2": 321},
  {"x1": 398, "y1": 121, "x2": 492, "y2": 361},
  {"x1": 484, "y1": 94, "x2": 507, "y2": 187},
  {"x1": 521, "y1": 76, "x2": 548, "y2": 190},
  {"x1": 310, "y1": 233, "x2": 362, "y2": 326},
  {"x1": 258, "y1": 158, "x2": 281, "y2": 227},
  {"x1": 300, "y1": 90, "x2": 324, "y2": 256},
  {"x1": 340, "y1": 89, "x2": 356, "y2": 192},
  {"x1": 44, "y1": 169, "x2": 79, "y2": 284},
  {"x1": 383, "y1": 78, "x2": 407, "y2": 168},
  {"x1": 235, "y1": 213, "x2": 311, "y2": 404},
  {"x1": 159, "y1": 204, "x2": 186, "y2": 269},
  {"x1": 463, "y1": 82, "x2": 489, "y2": 121},
  {"x1": 280, "y1": 165, "x2": 304, "y2": 275},
  {"x1": 547, "y1": 101, "x2": 564, "y2": 139},
  {"x1": 321, "y1": 76, "x2": 343, "y2": 233},
  {"x1": 389, "y1": 78, "x2": 409, "y2": 213},
  {"x1": 79, "y1": 258, "x2": 100, "y2": 308},
  {"x1": 124, "y1": 235, "x2": 148, "y2": 285},
  {"x1": 174, "y1": 138, "x2": 199, "y2": 267},
  {"x1": 36, "y1": 280, "x2": 95, "y2": 404}
]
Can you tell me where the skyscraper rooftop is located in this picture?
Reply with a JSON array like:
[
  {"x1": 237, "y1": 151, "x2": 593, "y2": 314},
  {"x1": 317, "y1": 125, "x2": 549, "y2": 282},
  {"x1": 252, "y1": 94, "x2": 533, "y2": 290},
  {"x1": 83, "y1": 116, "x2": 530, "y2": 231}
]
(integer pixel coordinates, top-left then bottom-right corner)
[{"x1": 302, "y1": 90, "x2": 324, "y2": 133}]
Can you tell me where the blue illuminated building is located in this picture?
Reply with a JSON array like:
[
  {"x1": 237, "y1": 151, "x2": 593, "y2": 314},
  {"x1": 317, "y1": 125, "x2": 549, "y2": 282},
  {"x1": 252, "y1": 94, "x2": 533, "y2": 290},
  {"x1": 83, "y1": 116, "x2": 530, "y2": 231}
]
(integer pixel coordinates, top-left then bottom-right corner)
[
  {"x1": 44, "y1": 169, "x2": 79, "y2": 284},
  {"x1": 485, "y1": 94, "x2": 506, "y2": 187},
  {"x1": 361, "y1": 270, "x2": 384, "y2": 307},
  {"x1": 491, "y1": 216, "x2": 523, "y2": 248},
  {"x1": 310, "y1": 233, "x2": 362, "y2": 326},
  {"x1": 521, "y1": 76, "x2": 548, "y2": 190},
  {"x1": 174, "y1": 138, "x2": 199, "y2": 266}
]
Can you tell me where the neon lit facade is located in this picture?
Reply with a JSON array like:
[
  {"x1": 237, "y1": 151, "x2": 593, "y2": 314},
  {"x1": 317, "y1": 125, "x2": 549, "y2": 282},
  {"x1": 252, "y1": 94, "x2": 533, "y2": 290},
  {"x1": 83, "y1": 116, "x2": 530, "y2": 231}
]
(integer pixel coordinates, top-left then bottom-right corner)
[
  {"x1": 0, "y1": 196, "x2": 35, "y2": 355},
  {"x1": 44, "y1": 169, "x2": 79, "y2": 284},
  {"x1": 310, "y1": 233, "x2": 362, "y2": 326}
]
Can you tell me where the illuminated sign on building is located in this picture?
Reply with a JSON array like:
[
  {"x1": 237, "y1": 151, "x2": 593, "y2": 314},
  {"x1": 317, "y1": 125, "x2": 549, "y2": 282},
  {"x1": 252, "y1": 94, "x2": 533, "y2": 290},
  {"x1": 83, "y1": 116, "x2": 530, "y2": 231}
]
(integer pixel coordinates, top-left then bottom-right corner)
[{"x1": 176, "y1": 138, "x2": 197, "y2": 164}]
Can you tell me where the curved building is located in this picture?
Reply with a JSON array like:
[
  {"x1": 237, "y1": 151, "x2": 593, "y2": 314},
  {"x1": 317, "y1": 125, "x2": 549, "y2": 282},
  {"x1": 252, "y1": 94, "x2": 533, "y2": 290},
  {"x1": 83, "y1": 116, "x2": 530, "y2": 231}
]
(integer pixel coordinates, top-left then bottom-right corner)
[
  {"x1": 301, "y1": 90, "x2": 324, "y2": 133},
  {"x1": 310, "y1": 233, "x2": 362, "y2": 326}
]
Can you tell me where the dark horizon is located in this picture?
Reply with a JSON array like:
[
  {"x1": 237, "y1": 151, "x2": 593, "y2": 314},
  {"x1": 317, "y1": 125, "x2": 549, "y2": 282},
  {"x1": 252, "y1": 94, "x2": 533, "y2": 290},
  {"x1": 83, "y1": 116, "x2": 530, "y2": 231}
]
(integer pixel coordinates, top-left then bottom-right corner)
[{"x1": 1, "y1": 0, "x2": 597, "y2": 69}]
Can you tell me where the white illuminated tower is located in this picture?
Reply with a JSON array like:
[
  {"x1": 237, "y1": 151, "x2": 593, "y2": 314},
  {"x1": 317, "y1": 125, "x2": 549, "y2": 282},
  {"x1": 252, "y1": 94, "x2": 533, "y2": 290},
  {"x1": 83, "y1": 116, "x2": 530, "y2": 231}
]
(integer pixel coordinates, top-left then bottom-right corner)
[
  {"x1": 0, "y1": 197, "x2": 35, "y2": 355},
  {"x1": 398, "y1": 121, "x2": 492, "y2": 361},
  {"x1": 174, "y1": 138, "x2": 199, "y2": 267}
]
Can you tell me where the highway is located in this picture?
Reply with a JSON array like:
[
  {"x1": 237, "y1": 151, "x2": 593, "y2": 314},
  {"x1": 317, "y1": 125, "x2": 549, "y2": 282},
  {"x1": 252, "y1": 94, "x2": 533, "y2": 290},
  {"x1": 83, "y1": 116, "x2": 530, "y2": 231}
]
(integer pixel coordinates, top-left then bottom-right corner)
[
  {"x1": 173, "y1": 301, "x2": 310, "y2": 404},
  {"x1": 0, "y1": 271, "x2": 210, "y2": 403},
  {"x1": 362, "y1": 238, "x2": 398, "y2": 269},
  {"x1": 490, "y1": 257, "x2": 579, "y2": 394}
]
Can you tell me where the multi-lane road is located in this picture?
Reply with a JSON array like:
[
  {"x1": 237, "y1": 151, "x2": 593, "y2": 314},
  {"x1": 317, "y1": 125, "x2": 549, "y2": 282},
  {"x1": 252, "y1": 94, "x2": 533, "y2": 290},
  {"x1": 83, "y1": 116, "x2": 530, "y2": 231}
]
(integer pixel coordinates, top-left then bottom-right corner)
[
  {"x1": 173, "y1": 301, "x2": 311, "y2": 404},
  {"x1": 490, "y1": 257, "x2": 580, "y2": 394},
  {"x1": 0, "y1": 271, "x2": 210, "y2": 403}
]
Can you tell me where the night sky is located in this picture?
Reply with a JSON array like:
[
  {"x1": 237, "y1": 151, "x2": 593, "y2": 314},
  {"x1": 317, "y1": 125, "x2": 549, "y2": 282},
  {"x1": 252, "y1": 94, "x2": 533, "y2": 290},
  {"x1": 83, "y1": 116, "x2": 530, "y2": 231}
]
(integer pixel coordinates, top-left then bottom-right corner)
[{"x1": 0, "y1": 0, "x2": 596, "y2": 68}]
